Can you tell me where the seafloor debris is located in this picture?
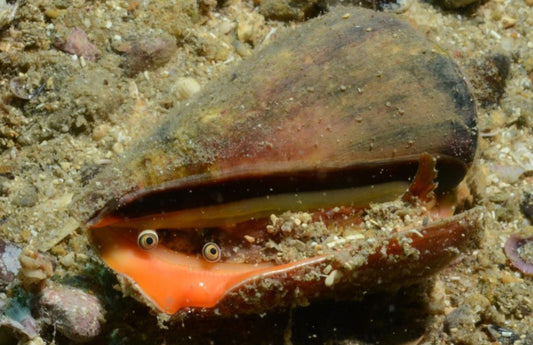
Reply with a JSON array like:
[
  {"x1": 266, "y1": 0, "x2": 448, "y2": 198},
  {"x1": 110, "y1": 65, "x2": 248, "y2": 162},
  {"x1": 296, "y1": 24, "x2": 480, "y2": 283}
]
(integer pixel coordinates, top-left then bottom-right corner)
[
  {"x1": 18, "y1": 247, "x2": 54, "y2": 288},
  {"x1": 9, "y1": 76, "x2": 43, "y2": 101},
  {"x1": 38, "y1": 283, "x2": 105, "y2": 342},
  {"x1": 521, "y1": 192, "x2": 533, "y2": 222},
  {"x1": 0, "y1": 239, "x2": 21, "y2": 288},
  {"x1": 258, "y1": 0, "x2": 326, "y2": 21},
  {"x1": 0, "y1": 0, "x2": 17, "y2": 29},
  {"x1": 114, "y1": 34, "x2": 177, "y2": 76},
  {"x1": 485, "y1": 324, "x2": 520, "y2": 345},
  {"x1": 504, "y1": 234, "x2": 533, "y2": 276},
  {"x1": 437, "y1": 0, "x2": 481, "y2": 9},
  {"x1": 468, "y1": 53, "x2": 511, "y2": 107},
  {"x1": 0, "y1": 288, "x2": 39, "y2": 342},
  {"x1": 54, "y1": 27, "x2": 100, "y2": 62}
]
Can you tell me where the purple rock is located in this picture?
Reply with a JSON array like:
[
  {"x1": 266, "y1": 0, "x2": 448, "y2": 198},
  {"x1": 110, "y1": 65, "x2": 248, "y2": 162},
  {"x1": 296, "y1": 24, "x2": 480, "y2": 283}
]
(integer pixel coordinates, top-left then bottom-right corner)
[
  {"x1": 504, "y1": 235, "x2": 533, "y2": 276},
  {"x1": 54, "y1": 27, "x2": 100, "y2": 61},
  {"x1": 0, "y1": 239, "x2": 22, "y2": 288},
  {"x1": 39, "y1": 283, "x2": 105, "y2": 342}
]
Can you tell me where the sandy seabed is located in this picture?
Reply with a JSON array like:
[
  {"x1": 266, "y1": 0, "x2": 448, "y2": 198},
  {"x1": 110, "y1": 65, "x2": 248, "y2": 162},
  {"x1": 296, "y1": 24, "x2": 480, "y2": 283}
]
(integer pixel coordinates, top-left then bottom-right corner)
[{"x1": 0, "y1": 0, "x2": 532, "y2": 344}]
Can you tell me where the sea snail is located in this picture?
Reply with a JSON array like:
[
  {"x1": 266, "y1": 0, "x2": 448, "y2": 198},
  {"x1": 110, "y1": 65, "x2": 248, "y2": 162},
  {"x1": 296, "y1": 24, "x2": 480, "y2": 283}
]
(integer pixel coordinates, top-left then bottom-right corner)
[{"x1": 83, "y1": 6, "x2": 480, "y2": 317}]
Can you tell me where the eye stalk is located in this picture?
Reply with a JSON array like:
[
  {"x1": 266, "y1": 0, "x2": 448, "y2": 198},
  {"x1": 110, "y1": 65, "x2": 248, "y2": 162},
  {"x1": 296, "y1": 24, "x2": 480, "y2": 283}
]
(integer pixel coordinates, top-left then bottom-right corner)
[
  {"x1": 138, "y1": 229, "x2": 159, "y2": 250},
  {"x1": 202, "y1": 242, "x2": 222, "y2": 262}
]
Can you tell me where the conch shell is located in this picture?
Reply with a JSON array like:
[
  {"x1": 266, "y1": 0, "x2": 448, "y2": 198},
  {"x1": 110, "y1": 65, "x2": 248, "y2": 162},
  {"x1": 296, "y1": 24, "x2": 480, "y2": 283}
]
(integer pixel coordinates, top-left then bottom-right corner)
[{"x1": 78, "y1": 6, "x2": 480, "y2": 317}]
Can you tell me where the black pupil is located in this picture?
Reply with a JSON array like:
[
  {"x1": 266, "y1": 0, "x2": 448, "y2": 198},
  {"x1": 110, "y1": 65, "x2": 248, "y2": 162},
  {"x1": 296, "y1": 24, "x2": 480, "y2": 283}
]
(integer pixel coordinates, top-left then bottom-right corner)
[
  {"x1": 209, "y1": 247, "x2": 217, "y2": 255},
  {"x1": 146, "y1": 237, "x2": 153, "y2": 245}
]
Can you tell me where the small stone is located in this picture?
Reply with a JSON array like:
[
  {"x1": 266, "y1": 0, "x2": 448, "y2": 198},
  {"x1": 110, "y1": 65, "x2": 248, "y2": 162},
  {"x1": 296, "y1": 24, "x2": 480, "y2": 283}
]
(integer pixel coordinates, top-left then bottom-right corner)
[
  {"x1": 444, "y1": 305, "x2": 477, "y2": 333},
  {"x1": 218, "y1": 20, "x2": 234, "y2": 35},
  {"x1": 486, "y1": 324, "x2": 520, "y2": 345},
  {"x1": 11, "y1": 184, "x2": 38, "y2": 207},
  {"x1": 172, "y1": 77, "x2": 201, "y2": 100},
  {"x1": 521, "y1": 192, "x2": 533, "y2": 222},
  {"x1": 10, "y1": 76, "x2": 35, "y2": 100},
  {"x1": 18, "y1": 247, "x2": 54, "y2": 288},
  {"x1": 59, "y1": 252, "x2": 75, "y2": 267},
  {"x1": 92, "y1": 124, "x2": 110, "y2": 141},
  {"x1": 437, "y1": 0, "x2": 480, "y2": 9},
  {"x1": 324, "y1": 269, "x2": 343, "y2": 287},
  {"x1": 244, "y1": 235, "x2": 256, "y2": 243},
  {"x1": 501, "y1": 15, "x2": 517, "y2": 29},
  {"x1": 54, "y1": 27, "x2": 100, "y2": 61},
  {"x1": 233, "y1": 40, "x2": 251, "y2": 58},
  {"x1": 0, "y1": 240, "x2": 22, "y2": 288},
  {"x1": 467, "y1": 53, "x2": 510, "y2": 107},
  {"x1": 258, "y1": 0, "x2": 325, "y2": 21},
  {"x1": 486, "y1": 163, "x2": 525, "y2": 184},
  {"x1": 118, "y1": 34, "x2": 177, "y2": 76},
  {"x1": 112, "y1": 142, "x2": 124, "y2": 154},
  {"x1": 39, "y1": 283, "x2": 105, "y2": 342},
  {"x1": 23, "y1": 337, "x2": 47, "y2": 345},
  {"x1": 237, "y1": 19, "x2": 254, "y2": 44},
  {"x1": 0, "y1": 0, "x2": 17, "y2": 29}
]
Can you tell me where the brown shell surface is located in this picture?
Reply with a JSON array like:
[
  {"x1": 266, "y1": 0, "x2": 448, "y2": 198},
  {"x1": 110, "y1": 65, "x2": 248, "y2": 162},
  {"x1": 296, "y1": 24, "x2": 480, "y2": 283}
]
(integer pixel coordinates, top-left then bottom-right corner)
[{"x1": 77, "y1": 6, "x2": 477, "y2": 223}]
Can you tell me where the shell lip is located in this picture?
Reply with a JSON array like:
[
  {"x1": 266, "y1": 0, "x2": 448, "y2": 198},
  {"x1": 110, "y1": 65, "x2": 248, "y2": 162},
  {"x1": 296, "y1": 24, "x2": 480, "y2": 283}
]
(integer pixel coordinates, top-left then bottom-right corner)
[
  {"x1": 98, "y1": 206, "x2": 483, "y2": 317},
  {"x1": 199, "y1": 207, "x2": 483, "y2": 317},
  {"x1": 91, "y1": 226, "x2": 328, "y2": 314}
]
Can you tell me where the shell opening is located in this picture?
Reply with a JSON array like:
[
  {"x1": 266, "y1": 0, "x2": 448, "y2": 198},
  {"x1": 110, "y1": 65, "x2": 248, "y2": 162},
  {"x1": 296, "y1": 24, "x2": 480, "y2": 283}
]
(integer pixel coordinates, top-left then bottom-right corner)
[{"x1": 96, "y1": 181, "x2": 410, "y2": 231}]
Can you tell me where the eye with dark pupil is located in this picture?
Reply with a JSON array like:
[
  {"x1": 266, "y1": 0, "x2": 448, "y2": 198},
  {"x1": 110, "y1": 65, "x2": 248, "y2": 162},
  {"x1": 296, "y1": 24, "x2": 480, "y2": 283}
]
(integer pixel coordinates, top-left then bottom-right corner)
[
  {"x1": 137, "y1": 229, "x2": 159, "y2": 250},
  {"x1": 202, "y1": 242, "x2": 221, "y2": 262}
]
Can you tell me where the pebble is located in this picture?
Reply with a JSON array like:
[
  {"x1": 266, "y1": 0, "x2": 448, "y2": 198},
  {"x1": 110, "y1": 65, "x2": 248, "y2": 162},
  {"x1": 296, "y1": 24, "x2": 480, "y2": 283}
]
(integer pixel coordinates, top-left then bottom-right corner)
[
  {"x1": 444, "y1": 305, "x2": 477, "y2": 333},
  {"x1": 521, "y1": 193, "x2": 533, "y2": 221},
  {"x1": 486, "y1": 163, "x2": 525, "y2": 184},
  {"x1": 92, "y1": 124, "x2": 110, "y2": 141},
  {"x1": 39, "y1": 283, "x2": 105, "y2": 342},
  {"x1": 324, "y1": 269, "x2": 343, "y2": 287},
  {"x1": 233, "y1": 40, "x2": 251, "y2": 58},
  {"x1": 258, "y1": 0, "x2": 324, "y2": 21},
  {"x1": 504, "y1": 234, "x2": 533, "y2": 276},
  {"x1": 501, "y1": 15, "x2": 517, "y2": 29},
  {"x1": 0, "y1": 240, "x2": 22, "y2": 288},
  {"x1": 172, "y1": 77, "x2": 201, "y2": 100},
  {"x1": 9, "y1": 76, "x2": 35, "y2": 100},
  {"x1": 54, "y1": 27, "x2": 100, "y2": 62},
  {"x1": 0, "y1": 0, "x2": 17, "y2": 29},
  {"x1": 468, "y1": 53, "x2": 510, "y2": 107},
  {"x1": 18, "y1": 247, "x2": 54, "y2": 288},
  {"x1": 0, "y1": 176, "x2": 8, "y2": 196},
  {"x1": 437, "y1": 0, "x2": 480, "y2": 9},
  {"x1": 486, "y1": 324, "x2": 520, "y2": 345},
  {"x1": 59, "y1": 251, "x2": 75, "y2": 267},
  {"x1": 118, "y1": 34, "x2": 177, "y2": 76},
  {"x1": 11, "y1": 184, "x2": 38, "y2": 207}
]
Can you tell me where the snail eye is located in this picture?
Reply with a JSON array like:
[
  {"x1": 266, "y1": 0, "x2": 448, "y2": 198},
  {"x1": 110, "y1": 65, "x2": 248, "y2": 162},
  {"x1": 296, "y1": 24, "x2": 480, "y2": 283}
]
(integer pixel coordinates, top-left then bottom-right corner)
[
  {"x1": 137, "y1": 230, "x2": 159, "y2": 250},
  {"x1": 202, "y1": 242, "x2": 221, "y2": 262}
]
